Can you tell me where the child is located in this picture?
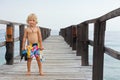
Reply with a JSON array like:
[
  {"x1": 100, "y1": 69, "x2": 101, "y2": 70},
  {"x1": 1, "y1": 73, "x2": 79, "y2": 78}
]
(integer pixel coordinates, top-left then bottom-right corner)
[{"x1": 22, "y1": 13, "x2": 44, "y2": 76}]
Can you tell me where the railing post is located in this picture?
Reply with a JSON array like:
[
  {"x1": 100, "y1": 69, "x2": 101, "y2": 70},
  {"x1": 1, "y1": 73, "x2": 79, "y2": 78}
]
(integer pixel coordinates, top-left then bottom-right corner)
[
  {"x1": 5, "y1": 23, "x2": 14, "y2": 65},
  {"x1": 76, "y1": 24, "x2": 82, "y2": 56},
  {"x1": 66, "y1": 27, "x2": 71, "y2": 45},
  {"x1": 40, "y1": 27, "x2": 45, "y2": 40},
  {"x1": 19, "y1": 25, "x2": 25, "y2": 56},
  {"x1": 92, "y1": 21, "x2": 106, "y2": 80},
  {"x1": 77, "y1": 23, "x2": 89, "y2": 65},
  {"x1": 63, "y1": 29, "x2": 66, "y2": 40},
  {"x1": 69, "y1": 26, "x2": 72, "y2": 47},
  {"x1": 72, "y1": 25, "x2": 77, "y2": 50},
  {"x1": 81, "y1": 23, "x2": 88, "y2": 66}
]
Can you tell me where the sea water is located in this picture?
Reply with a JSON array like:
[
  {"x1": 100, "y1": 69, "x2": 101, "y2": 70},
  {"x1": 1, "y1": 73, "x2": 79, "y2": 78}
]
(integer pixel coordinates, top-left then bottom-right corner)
[
  {"x1": 104, "y1": 31, "x2": 120, "y2": 80},
  {"x1": 0, "y1": 29, "x2": 120, "y2": 80},
  {"x1": 89, "y1": 31, "x2": 120, "y2": 80}
]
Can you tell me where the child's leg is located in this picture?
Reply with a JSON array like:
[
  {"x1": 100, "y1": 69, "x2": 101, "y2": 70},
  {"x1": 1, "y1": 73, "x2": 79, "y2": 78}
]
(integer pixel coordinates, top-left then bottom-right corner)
[
  {"x1": 27, "y1": 58, "x2": 32, "y2": 75},
  {"x1": 36, "y1": 56, "x2": 44, "y2": 76}
]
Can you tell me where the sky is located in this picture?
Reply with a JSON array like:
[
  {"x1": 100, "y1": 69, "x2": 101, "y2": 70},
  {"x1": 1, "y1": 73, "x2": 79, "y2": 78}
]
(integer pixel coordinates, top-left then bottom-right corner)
[{"x1": 0, "y1": 0, "x2": 120, "y2": 34}]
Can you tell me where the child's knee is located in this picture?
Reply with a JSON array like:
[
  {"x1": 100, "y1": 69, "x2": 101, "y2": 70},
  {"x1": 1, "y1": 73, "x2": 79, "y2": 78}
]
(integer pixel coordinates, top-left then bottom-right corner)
[
  {"x1": 27, "y1": 58, "x2": 32, "y2": 61},
  {"x1": 36, "y1": 57, "x2": 40, "y2": 61}
]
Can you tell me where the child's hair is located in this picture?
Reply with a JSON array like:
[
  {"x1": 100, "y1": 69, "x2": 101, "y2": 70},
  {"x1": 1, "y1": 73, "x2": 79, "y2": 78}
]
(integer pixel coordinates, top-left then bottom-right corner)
[{"x1": 26, "y1": 13, "x2": 38, "y2": 24}]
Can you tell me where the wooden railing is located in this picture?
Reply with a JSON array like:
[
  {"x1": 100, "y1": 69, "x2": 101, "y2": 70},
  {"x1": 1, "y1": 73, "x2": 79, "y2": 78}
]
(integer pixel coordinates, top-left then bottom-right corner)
[
  {"x1": 59, "y1": 7, "x2": 120, "y2": 80},
  {"x1": 0, "y1": 20, "x2": 51, "y2": 65}
]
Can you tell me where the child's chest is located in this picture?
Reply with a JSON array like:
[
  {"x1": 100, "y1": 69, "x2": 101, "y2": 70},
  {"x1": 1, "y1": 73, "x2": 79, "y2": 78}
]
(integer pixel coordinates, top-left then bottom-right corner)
[{"x1": 27, "y1": 27, "x2": 38, "y2": 33}]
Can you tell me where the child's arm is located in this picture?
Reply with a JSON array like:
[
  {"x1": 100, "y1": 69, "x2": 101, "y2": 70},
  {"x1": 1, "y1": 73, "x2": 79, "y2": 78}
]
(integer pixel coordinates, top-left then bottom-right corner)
[
  {"x1": 37, "y1": 27, "x2": 44, "y2": 50},
  {"x1": 22, "y1": 28, "x2": 27, "y2": 50}
]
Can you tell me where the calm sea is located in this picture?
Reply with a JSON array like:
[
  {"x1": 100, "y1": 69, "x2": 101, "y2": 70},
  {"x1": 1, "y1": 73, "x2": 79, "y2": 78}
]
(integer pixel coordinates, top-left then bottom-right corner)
[
  {"x1": 89, "y1": 31, "x2": 120, "y2": 80},
  {"x1": 0, "y1": 29, "x2": 120, "y2": 80}
]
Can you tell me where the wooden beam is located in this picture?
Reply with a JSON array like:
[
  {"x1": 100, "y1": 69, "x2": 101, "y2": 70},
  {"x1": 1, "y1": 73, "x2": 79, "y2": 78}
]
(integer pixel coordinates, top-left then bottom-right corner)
[
  {"x1": 5, "y1": 23, "x2": 14, "y2": 65},
  {"x1": 99, "y1": 8, "x2": 120, "y2": 21},
  {"x1": 105, "y1": 47, "x2": 120, "y2": 60},
  {"x1": 92, "y1": 21, "x2": 106, "y2": 80}
]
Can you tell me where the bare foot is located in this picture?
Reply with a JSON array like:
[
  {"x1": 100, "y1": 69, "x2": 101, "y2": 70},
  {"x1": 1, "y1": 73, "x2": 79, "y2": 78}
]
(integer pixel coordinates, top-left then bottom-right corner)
[
  {"x1": 26, "y1": 72, "x2": 31, "y2": 76},
  {"x1": 39, "y1": 72, "x2": 44, "y2": 76}
]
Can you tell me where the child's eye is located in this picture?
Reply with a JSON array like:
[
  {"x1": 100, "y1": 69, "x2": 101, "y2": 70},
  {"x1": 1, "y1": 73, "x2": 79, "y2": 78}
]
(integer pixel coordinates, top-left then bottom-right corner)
[
  {"x1": 32, "y1": 20, "x2": 35, "y2": 22},
  {"x1": 29, "y1": 20, "x2": 32, "y2": 21}
]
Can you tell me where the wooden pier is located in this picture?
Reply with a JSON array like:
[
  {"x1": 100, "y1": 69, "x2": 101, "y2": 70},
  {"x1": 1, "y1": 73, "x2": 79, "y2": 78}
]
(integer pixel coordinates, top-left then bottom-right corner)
[
  {"x1": 0, "y1": 35, "x2": 92, "y2": 80},
  {"x1": 0, "y1": 7, "x2": 120, "y2": 80}
]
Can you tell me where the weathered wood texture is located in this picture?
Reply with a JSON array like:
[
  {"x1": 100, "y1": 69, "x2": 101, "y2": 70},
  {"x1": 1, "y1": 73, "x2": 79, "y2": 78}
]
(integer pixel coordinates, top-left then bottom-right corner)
[
  {"x1": 92, "y1": 21, "x2": 106, "y2": 80},
  {"x1": 71, "y1": 25, "x2": 77, "y2": 50},
  {"x1": 5, "y1": 23, "x2": 14, "y2": 65},
  {"x1": 77, "y1": 23, "x2": 89, "y2": 66}
]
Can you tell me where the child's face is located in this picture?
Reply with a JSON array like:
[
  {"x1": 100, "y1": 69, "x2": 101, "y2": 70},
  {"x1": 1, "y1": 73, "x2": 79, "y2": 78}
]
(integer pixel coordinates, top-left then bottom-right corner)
[{"x1": 28, "y1": 19, "x2": 37, "y2": 27}]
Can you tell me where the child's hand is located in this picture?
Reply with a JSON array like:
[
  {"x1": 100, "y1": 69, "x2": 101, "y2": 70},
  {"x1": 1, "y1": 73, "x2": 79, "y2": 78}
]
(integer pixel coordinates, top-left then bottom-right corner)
[
  {"x1": 40, "y1": 47, "x2": 44, "y2": 50},
  {"x1": 26, "y1": 45, "x2": 31, "y2": 49},
  {"x1": 22, "y1": 47, "x2": 25, "y2": 50}
]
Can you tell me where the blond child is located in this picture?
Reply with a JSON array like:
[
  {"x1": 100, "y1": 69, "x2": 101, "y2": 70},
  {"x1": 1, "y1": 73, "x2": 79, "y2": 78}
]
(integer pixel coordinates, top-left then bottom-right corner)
[{"x1": 22, "y1": 13, "x2": 44, "y2": 76}]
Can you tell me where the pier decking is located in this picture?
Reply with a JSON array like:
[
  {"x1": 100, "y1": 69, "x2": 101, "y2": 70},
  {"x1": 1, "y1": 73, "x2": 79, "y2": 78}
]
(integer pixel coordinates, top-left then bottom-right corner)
[{"x1": 0, "y1": 35, "x2": 92, "y2": 80}]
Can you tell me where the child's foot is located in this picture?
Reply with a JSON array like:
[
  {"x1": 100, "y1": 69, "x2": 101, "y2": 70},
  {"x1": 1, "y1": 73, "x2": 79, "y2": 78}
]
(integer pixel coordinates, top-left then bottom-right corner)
[
  {"x1": 26, "y1": 72, "x2": 31, "y2": 76},
  {"x1": 39, "y1": 72, "x2": 44, "y2": 76}
]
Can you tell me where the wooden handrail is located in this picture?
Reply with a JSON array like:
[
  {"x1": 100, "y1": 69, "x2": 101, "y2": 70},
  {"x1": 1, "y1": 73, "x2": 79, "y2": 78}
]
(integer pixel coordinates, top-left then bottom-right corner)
[
  {"x1": 81, "y1": 7, "x2": 120, "y2": 24},
  {"x1": 84, "y1": 18, "x2": 98, "y2": 24},
  {"x1": 105, "y1": 47, "x2": 120, "y2": 60},
  {"x1": 89, "y1": 40, "x2": 120, "y2": 60},
  {"x1": 0, "y1": 37, "x2": 19, "y2": 47},
  {"x1": 60, "y1": 7, "x2": 120, "y2": 80},
  {"x1": 0, "y1": 20, "x2": 26, "y2": 25},
  {"x1": 99, "y1": 8, "x2": 120, "y2": 21}
]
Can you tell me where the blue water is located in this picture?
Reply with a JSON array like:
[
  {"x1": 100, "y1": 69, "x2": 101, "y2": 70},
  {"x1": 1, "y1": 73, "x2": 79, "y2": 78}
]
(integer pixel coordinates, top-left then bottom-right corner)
[{"x1": 0, "y1": 29, "x2": 120, "y2": 80}]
